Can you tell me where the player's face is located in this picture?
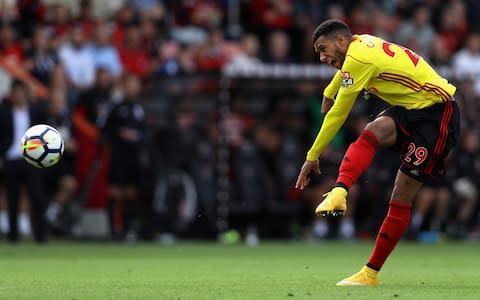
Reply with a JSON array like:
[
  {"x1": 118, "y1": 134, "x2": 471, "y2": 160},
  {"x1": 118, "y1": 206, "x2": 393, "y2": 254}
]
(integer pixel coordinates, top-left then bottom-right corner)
[{"x1": 313, "y1": 34, "x2": 347, "y2": 69}]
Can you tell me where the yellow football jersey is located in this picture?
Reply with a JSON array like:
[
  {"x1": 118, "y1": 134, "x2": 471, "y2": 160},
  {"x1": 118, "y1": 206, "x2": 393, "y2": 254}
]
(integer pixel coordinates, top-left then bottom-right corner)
[{"x1": 307, "y1": 34, "x2": 456, "y2": 161}]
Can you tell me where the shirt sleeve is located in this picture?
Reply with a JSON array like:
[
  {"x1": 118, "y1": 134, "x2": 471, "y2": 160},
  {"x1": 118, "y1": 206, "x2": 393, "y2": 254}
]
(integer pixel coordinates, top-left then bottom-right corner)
[
  {"x1": 323, "y1": 70, "x2": 342, "y2": 99},
  {"x1": 306, "y1": 56, "x2": 377, "y2": 161}
]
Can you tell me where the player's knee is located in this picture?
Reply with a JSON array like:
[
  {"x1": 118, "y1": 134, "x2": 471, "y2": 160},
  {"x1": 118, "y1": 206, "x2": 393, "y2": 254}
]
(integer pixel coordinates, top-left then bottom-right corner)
[
  {"x1": 391, "y1": 172, "x2": 423, "y2": 202},
  {"x1": 365, "y1": 116, "x2": 396, "y2": 146}
]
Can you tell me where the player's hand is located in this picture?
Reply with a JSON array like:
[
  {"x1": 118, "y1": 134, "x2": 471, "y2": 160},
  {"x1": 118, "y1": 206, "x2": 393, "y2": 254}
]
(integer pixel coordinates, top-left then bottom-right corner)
[
  {"x1": 295, "y1": 159, "x2": 321, "y2": 190},
  {"x1": 321, "y1": 96, "x2": 334, "y2": 114}
]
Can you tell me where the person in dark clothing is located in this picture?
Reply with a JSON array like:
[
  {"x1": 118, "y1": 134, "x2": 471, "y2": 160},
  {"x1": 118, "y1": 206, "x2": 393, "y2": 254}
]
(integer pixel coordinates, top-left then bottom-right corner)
[
  {"x1": 105, "y1": 74, "x2": 145, "y2": 239},
  {"x1": 448, "y1": 129, "x2": 480, "y2": 238},
  {"x1": 44, "y1": 88, "x2": 78, "y2": 230},
  {"x1": 24, "y1": 26, "x2": 60, "y2": 86},
  {"x1": 0, "y1": 80, "x2": 48, "y2": 243},
  {"x1": 72, "y1": 68, "x2": 114, "y2": 210}
]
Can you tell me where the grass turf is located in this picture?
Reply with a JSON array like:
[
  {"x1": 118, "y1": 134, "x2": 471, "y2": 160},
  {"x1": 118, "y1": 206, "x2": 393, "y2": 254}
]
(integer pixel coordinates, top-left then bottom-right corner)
[{"x1": 0, "y1": 241, "x2": 479, "y2": 299}]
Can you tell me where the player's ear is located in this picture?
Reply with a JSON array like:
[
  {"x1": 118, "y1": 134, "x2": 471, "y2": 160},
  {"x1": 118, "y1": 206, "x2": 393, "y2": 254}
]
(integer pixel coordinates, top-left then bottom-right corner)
[
  {"x1": 335, "y1": 33, "x2": 346, "y2": 44},
  {"x1": 335, "y1": 34, "x2": 350, "y2": 49}
]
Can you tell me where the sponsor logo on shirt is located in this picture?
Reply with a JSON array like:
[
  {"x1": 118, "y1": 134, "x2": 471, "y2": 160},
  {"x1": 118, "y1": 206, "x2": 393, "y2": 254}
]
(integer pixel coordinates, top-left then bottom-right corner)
[{"x1": 341, "y1": 71, "x2": 354, "y2": 88}]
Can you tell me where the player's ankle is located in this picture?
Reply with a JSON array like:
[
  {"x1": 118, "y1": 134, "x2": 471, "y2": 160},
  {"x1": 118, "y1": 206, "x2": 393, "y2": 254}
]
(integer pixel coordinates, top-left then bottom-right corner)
[
  {"x1": 365, "y1": 264, "x2": 380, "y2": 273},
  {"x1": 334, "y1": 182, "x2": 349, "y2": 192}
]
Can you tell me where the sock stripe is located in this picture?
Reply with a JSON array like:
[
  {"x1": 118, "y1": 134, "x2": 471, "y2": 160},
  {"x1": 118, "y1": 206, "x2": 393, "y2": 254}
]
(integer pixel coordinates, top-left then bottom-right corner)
[
  {"x1": 361, "y1": 130, "x2": 380, "y2": 148},
  {"x1": 389, "y1": 199, "x2": 412, "y2": 209}
]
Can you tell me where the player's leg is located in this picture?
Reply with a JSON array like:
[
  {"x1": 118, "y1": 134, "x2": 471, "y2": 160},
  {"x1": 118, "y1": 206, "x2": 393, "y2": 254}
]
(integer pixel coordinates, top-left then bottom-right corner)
[
  {"x1": 24, "y1": 165, "x2": 48, "y2": 243},
  {"x1": 5, "y1": 160, "x2": 21, "y2": 242},
  {"x1": 337, "y1": 100, "x2": 460, "y2": 286},
  {"x1": 316, "y1": 116, "x2": 397, "y2": 216},
  {"x1": 340, "y1": 184, "x2": 359, "y2": 239},
  {"x1": 450, "y1": 178, "x2": 477, "y2": 239},
  {"x1": 0, "y1": 166, "x2": 9, "y2": 235},
  {"x1": 46, "y1": 173, "x2": 78, "y2": 228},
  {"x1": 408, "y1": 186, "x2": 435, "y2": 239},
  {"x1": 337, "y1": 170, "x2": 422, "y2": 286},
  {"x1": 431, "y1": 186, "x2": 450, "y2": 233},
  {"x1": 0, "y1": 186, "x2": 8, "y2": 235},
  {"x1": 108, "y1": 150, "x2": 128, "y2": 239},
  {"x1": 109, "y1": 185, "x2": 126, "y2": 239},
  {"x1": 18, "y1": 187, "x2": 32, "y2": 237},
  {"x1": 307, "y1": 177, "x2": 335, "y2": 239},
  {"x1": 124, "y1": 154, "x2": 143, "y2": 239}
]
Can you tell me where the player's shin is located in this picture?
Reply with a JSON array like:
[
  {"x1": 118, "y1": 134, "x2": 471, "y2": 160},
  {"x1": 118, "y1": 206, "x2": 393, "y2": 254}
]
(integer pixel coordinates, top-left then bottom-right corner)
[
  {"x1": 336, "y1": 130, "x2": 379, "y2": 190},
  {"x1": 367, "y1": 200, "x2": 412, "y2": 270}
]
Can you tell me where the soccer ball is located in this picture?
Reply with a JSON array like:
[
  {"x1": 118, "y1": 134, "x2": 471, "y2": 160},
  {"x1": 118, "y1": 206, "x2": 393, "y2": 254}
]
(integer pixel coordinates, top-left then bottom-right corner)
[{"x1": 21, "y1": 124, "x2": 64, "y2": 168}]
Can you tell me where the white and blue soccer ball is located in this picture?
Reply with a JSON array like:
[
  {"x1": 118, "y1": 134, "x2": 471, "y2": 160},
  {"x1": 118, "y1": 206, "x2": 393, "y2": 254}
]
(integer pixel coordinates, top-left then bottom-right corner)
[{"x1": 21, "y1": 124, "x2": 64, "y2": 168}]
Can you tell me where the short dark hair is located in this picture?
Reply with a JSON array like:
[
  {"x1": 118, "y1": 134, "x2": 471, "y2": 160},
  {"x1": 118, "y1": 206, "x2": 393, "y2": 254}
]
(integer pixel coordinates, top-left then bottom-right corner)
[{"x1": 312, "y1": 19, "x2": 352, "y2": 43}]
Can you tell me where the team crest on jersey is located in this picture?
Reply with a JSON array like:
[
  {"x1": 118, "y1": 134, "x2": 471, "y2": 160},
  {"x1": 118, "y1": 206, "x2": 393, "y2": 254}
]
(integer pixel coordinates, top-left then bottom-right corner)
[{"x1": 341, "y1": 71, "x2": 354, "y2": 88}]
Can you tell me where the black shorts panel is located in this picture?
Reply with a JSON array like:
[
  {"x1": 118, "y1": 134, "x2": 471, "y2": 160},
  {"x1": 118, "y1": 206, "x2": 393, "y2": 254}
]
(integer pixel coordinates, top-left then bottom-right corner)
[{"x1": 379, "y1": 101, "x2": 460, "y2": 182}]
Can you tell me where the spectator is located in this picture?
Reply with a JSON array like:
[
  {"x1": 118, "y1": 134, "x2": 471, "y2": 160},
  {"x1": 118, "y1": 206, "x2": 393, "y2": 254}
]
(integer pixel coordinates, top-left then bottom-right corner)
[
  {"x1": 196, "y1": 29, "x2": 229, "y2": 71},
  {"x1": 75, "y1": 0, "x2": 98, "y2": 40},
  {"x1": 177, "y1": 44, "x2": 197, "y2": 74},
  {"x1": 24, "y1": 26, "x2": 59, "y2": 86},
  {"x1": 0, "y1": 22, "x2": 25, "y2": 63},
  {"x1": 294, "y1": 1, "x2": 339, "y2": 29},
  {"x1": 111, "y1": 3, "x2": 139, "y2": 48},
  {"x1": 347, "y1": 5, "x2": 373, "y2": 35},
  {"x1": 48, "y1": 4, "x2": 73, "y2": 42},
  {"x1": 428, "y1": 35, "x2": 452, "y2": 69},
  {"x1": 437, "y1": 1, "x2": 468, "y2": 56},
  {"x1": 140, "y1": 17, "x2": 160, "y2": 52},
  {"x1": 58, "y1": 26, "x2": 96, "y2": 91},
  {"x1": 156, "y1": 40, "x2": 182, "y2": 77},
  {"x1": 263, "y1": 30, "x2": 293, "y2": 63},
  {"x1": 370, "y1": 8, "x2": 394, "y2": 41},
  {"x1": 449, "y1": 129, "x2": 480, "y2": 239},
  {"x1": 128, "y1": 0, "x2": 166, "y2": 21},
  {"x1": 190, "y1": 0, "x2": 224, "y2": 29},
  {"x1": 0, "y1": 80, "x2": 48, "y2": 243},
  {"x1": 44, "y1": 88, "x2": 78, "y2": 231},
  {"x1": 460, "y1": 80, "x2": 480, "y2": 131},
  {"x1": 50, "y1": 64, "x2": 68, "y2": 91},
  {"x1": 16, "y1": 0, "x2": 47, "y2": 39},
  {"x1": 408, "y1": 183, "x2": 450, "y2": 241},
  {"x1": 395, "y1": 5, "x2": 436, "y2": 58},
  {"x1": 105, "y1": 74, "x2": 145, "y2": 239},
  {"x1": 118, "y1": 25, "x2": 151, "y2": 78},
  {"x1": 0, "y1": 143, "x2": 7, "y2": 234},
  {"x1": 452, "y1": 32, "x2": 480, "y2": 96},
  {"x1": 72, "y1": 68, "x2": 114, "y2": 210},
  {"x1": 225, "y1": 34, "x2": 262, "y2": 75},
  {"x1": 86, "y1": 24, "x2": 123, "y2": 78},
  {"x1": 251, "y1": 0, "x2": 293, "y2": 30}
]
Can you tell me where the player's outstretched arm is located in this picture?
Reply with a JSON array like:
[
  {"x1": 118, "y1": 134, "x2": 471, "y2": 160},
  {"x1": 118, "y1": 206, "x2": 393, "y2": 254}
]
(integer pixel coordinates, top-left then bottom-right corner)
[
  {"x1": 295, "y1": 159, "x2": 320, "y2": 190},
  {"x1": 295, "y1": 92, "x2": 357, "y2": 190}
]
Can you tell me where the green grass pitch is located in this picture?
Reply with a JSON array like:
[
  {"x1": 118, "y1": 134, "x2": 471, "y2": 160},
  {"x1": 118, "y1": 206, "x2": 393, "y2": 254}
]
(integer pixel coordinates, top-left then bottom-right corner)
[{"x1": 0, "y1": 241, "x2": 479, "y2": 299}]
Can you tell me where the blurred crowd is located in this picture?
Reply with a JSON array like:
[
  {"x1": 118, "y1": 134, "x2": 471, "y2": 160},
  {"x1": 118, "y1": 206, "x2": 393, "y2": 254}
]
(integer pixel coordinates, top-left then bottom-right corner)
[{"x1": 0, "y1": 0, "x2": 480, "y2": 244}]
